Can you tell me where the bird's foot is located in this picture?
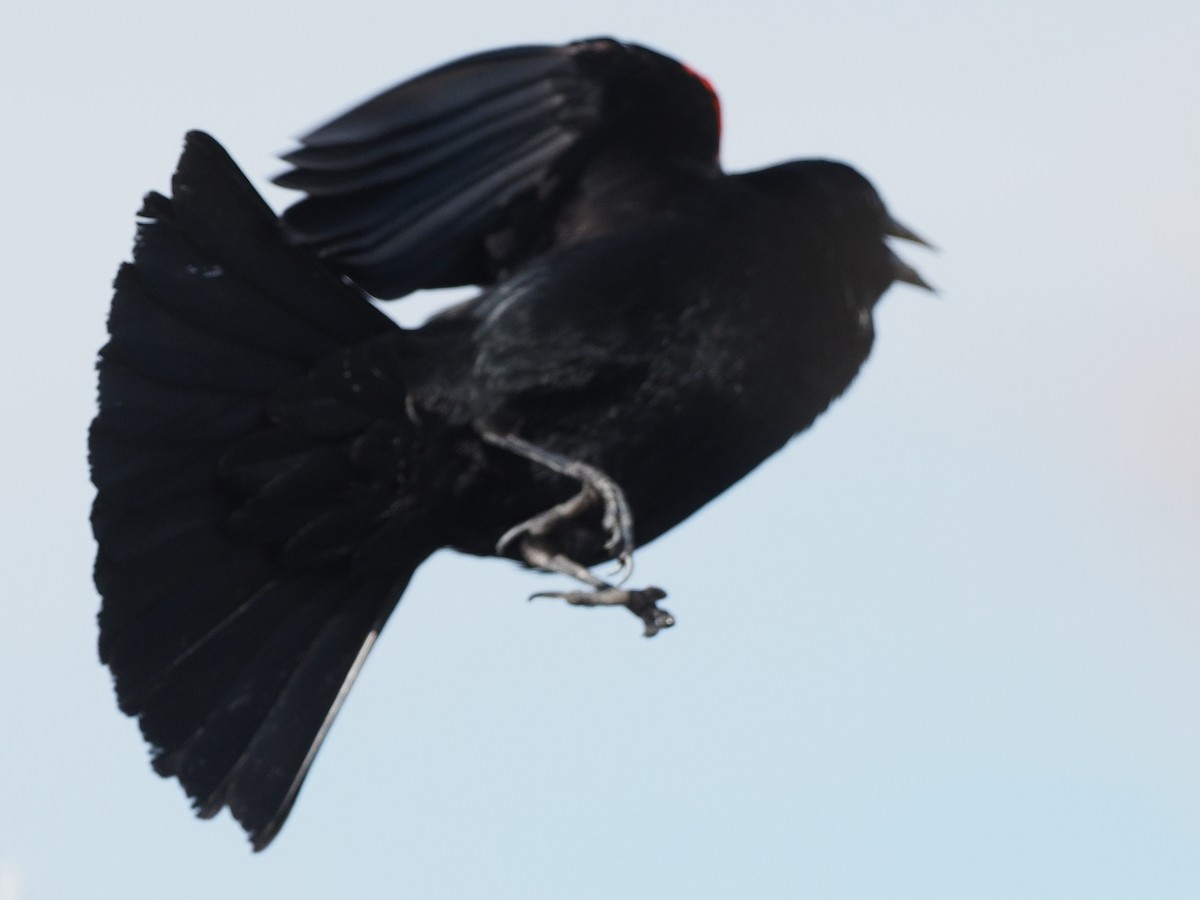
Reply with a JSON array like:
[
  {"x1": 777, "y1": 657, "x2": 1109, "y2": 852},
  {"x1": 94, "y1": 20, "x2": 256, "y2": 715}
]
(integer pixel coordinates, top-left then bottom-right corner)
[
  {"x1": 531, "y1": 586, "x2": 674, "y2": 637},
  {"x1": 484, "y1": 431, "x2": 636, "y2": 582}
]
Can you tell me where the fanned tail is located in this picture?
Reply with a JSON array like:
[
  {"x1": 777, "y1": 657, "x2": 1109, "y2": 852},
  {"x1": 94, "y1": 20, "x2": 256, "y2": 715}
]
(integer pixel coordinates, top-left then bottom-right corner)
[{"x1": 90, "y1": 132, "x2": 437, "y2": 849}]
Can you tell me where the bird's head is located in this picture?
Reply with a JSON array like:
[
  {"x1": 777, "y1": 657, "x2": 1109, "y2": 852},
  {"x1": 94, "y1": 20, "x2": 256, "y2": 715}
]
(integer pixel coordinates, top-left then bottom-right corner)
[{"x1": 742, "y1": 159, "x2": 935, "y2": 302}]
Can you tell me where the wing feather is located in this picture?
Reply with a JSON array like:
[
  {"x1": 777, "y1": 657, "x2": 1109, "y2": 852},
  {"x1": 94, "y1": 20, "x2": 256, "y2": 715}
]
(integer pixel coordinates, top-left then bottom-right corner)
[{"x1": 276, "y1": 38, "x2": 722, "y2": 298}]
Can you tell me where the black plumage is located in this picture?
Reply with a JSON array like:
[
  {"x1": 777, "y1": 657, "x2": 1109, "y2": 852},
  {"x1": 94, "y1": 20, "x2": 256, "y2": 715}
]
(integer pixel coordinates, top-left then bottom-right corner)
[{"x1": 90, "y1": 37, "x2": 931, "y2": 849}]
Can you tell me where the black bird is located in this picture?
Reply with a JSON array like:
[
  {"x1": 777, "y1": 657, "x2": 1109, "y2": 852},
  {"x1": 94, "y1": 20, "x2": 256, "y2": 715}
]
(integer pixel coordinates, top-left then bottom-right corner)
[{"x1": 90, "y1": 37, "x2": 931, "y2": 850}]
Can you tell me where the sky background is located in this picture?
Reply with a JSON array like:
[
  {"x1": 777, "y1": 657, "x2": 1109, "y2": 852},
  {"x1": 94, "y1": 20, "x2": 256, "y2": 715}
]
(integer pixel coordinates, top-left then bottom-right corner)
[{"x1": 2, "y1": 1, "x2": 1198, "y2": 898}]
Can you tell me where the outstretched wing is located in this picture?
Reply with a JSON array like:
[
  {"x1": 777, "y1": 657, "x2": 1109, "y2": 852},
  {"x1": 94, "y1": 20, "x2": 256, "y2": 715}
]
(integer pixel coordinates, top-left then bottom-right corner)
[{"x1": 275, "y1": 38, "x2": 722, "y2": 299}]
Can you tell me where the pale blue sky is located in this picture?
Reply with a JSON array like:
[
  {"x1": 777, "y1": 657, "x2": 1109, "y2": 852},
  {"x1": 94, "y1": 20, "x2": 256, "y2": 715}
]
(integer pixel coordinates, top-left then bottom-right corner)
[{"x1": 2, "y1": 2, "x2": 1198, "y2": 898}]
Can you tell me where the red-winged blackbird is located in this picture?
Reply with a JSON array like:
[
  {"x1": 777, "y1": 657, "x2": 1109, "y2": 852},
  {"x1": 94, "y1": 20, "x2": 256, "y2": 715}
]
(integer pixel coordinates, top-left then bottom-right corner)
[{"x1": 90, "y1": 37, "x2": 931, "y2": 849}]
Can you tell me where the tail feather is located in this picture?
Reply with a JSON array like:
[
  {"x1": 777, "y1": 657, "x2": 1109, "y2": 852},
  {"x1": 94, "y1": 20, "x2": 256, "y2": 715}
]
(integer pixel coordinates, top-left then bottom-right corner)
[
  {"x1": 224, "y1": 446, "x2": 357, "y2": 544},
  {"x1": 129, "y1": 207, "x2": 346, "y2": 364},
  {"x1": 217, "y1": 575, "x2": 406, "y2": 850},
  {"x1": 99, "y1": 538, "x2": 274, "y2": 695},
  {"x1": 153, "y1": 575, "x2": 369, "y2": 790},
  {"x1": 96, "y1": 364, "x2": 263, "y2": 441},
  {"x1": 162, "y1": 132, "x2": 393, "y2": 345},
  {"x1": 91, "y1": 131, "x2": 439, "y2": 848},
  {"x1": 89, "y1": 437, "x2": 213, "y2": 499},
  {"x1": 104, "y1": 264, "x2": 305, "y2": 392}
]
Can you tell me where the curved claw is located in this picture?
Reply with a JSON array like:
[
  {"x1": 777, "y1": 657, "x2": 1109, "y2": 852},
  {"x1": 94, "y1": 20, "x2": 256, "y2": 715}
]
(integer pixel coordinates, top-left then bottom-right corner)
[
  {"x1": 606, "y1": 549, "x2": 635, "y2": 585},
  {"x1": 495, "y1": 521, "x2": 527, "y2": 557},
  {"x1": 597, "y1": 480, "x2": 636, "y2": 583},
  {"x1": 599, "y1": 482, "x2": 634, "y2": 553}
]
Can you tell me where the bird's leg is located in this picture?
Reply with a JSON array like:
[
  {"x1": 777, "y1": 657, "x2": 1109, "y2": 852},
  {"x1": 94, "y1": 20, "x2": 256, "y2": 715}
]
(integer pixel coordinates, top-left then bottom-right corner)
[
  {"x1": 478, "y1": 431, "x2": 672, "y2": 636},
  {"x1": 519, "y1": 538, "x2": 674, "y2": 638},
  {"x1": 481, "y1": 430, "x2": 635, "y2": 582}
]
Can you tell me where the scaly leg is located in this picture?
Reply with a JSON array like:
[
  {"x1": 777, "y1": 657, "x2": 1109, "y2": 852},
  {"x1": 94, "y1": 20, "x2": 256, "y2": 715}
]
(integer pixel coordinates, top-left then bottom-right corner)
[
  {"x1": 480, "y1": 430, "x2": 674, "y2": 637},
  {"x1": 482, "y1": 430, "x2": 635, "y2": 582}
]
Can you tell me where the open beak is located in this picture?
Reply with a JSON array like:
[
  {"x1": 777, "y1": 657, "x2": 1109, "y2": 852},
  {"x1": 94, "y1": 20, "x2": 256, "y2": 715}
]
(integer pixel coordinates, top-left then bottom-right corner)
[
  {"x1": 885, "y1": 216, "x2": 937, "y2": 293},
  {"x1": 885, "y1": 217, "x2": 935, "y2": 249}
]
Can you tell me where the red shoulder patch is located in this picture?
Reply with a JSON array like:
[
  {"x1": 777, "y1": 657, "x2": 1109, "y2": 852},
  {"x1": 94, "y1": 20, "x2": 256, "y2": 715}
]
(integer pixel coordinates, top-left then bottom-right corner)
[{"x1": 683, "y1": 63, "x2": 722, "y2": 137}]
